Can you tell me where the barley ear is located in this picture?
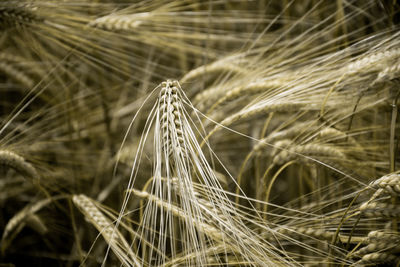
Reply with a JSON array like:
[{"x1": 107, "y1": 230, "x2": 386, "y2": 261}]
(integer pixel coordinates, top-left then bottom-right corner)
[
  {"x1": 72, "y1": 194, "x2": 141, "y2": 267},
  {"x1": 1, "y1": 197, "x2": 59, "y2": 253},
  {"x1": 0, "y1": 150, "x2": 39, "y2": 180},
  {"x1": 0, "y1": 4, "x2": 43, "y2": 29},
  {"x1": 0, "y1": 62, "x2": 34, "y2": 88}
]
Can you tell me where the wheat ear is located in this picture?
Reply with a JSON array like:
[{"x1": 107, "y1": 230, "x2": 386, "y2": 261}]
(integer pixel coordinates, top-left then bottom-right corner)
[
  {"x1": 375, "y1": 61, "x2": 400, "y2": 83},
  {"x1": 254, "y1": 122, "x2": 313, "y2": 149},
  {"x1": 125, "y1": 80, "x2": 296, "y2": 266},
  {"x1": 356, "y1": 240, "x2": 400, "y2": 257},
  {"x1": 1, "y1": 196, "x2": 64, "y2": 252},
  {"x1": 204, "y1": 102, "x2": 306, "y2": 145},
  {"x1": 356, "y1": 252, "x2": 400, "y2": 265},
  {"x1": 0, "y1": 4, "x2": 42, "y2": 28},
  {"x1": 346, "y1": 47, "x2": 400, "y2": 74},
  {"x1": 89, "y1": 13, "x2": 153, "y2": 31},
  {"x1": 359, "y1": 202, "x2": 400, "y2": 218},
  {"x1": 132, "y1": 188, "x2": 291, "y2": 266},
  {"x1": 0, "y1": 150, "x2": 38, "y2": 179},
  {"x1": 192, "y1": 85, "x2": 226, "y2": 111},
  {"x1": 72, "y1": 194, "x2": 141, "y2": 267},
  {"x1": 272, "y1": 143, "x2": 346, "y2": 165},
  {"x1": 0, "y1": 62, "x2": 34, "y2": 88},
  {"x1": 0, "y1": 52, "x2": 46, "y2": 77},
  {"x1": 162, "y1": 244, "x2": 227, "y2": 267},
  {"x1": 252, "y1": 123, "x2": 357, "y2": 154},
  {"x1": 367, "y1": 230, "x2": 400, "y2": 243},
  {"x1": 208, "y1": 78, "x2": 292, "y2": 113},
  {"x1": 132, "y1": 189, "x2": 226, "y2": 243},
  {"x1": 180, "y1": 59, "x2": 245, "y2": 84},
  {"x1": 369, "y1": 173, "x2": 400, "y2": 196},
  {"x1": 354, "y1": 231, "x2": 400, "y2": 256},
  {"x1": 0, "y1": 52, "x2": 27, "y2": 63},
  {"x1": 275, "y1": 226, "x2": 367, "y2": 245}
]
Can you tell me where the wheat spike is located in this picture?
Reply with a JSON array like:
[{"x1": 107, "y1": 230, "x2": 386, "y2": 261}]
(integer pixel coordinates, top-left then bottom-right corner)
[
  {"x1": 162, "y1": 244, "x2": 227, "y2": 267},
  {"x1": 180, "y1": 58, "x2": 245, "y2": 84},
  {"x1": 367, "y1": 230, "x2": 400, "y2": 243},
  {"x1": 205, "y1": 102, "x2": 306, "y2": 143},
  {"x1": 158, "y1": 80, "x2": 187, "y2": 159},
  {"x1": 1, "y1": 197, "x2": 56, "y2": 252},
  {"x1": 122, "y1": 80, "x2": 296, "y2": 266},
  {"x1": 0, "y1": 150, "x2": 38, "y2": 179},
  {"x1": 346, "y1": 47, "x2": 400, "y2": 74},
  {"x1": 72, "y1": 194, "x2": 141, "y2": 267},
  {"x1": 89, "y1": 13, "x2": 153, "y2": 31},
  {"x1": 132, "y1": 188, "x2": 292, "y2": 266},
  {"x1": 192, "y1": 85, "x2": 225, "y2": 111},
  {"x1": 0, "y1": 52, "x2": 46, "y2": 77},
  {"x1": 356, "y1": 241, "x2": 400, "y2": 256},
  {"x1": 132, "y1": 189, "x2": 226, "y2": 243},
  {"x1": 375, "y1": 61, "x2": 400, "y2": 82},
  {"x1": 356, "y1": 252, "x2": 400, "y2": 265},
  {"x1": 0, "y1": 4, "x2": 42, "y2": 28},
  {"x1": 0, "y1": 62, "x2": 34, "y2": 88},
  {"x1": 0, "y1": 52, "x2": 27, "y2": 63},
  {"x1": 256, "y1": 122, "x2": 313, "y2": 150},
  {"x1": 272, "y1": 143, "x2": 346, "y2": 165},
  {"x1": 369, "y1": 173, "x2": 400, "y2": 196},
  {"x1": 275, "y1": 226, "x2": 367, "y2": 244},
  {"x1": 359, "y1": 201, "x2": 400, "y2": 218},
  {"x1": 252, "y1": 122, "x2": 358, "y2": 155},
  {"x1": 356, "y1": 231, "x2": 400, "y2": 257},
  {"x1": 317, "y1": 127, "x2": 361, "y2": 148},
  {"x1": 253, "y1": 124, "x2": 360, "y2": 154},
  {"x1": 208, "y1": 77, "x2": 294, "y2": 112}
]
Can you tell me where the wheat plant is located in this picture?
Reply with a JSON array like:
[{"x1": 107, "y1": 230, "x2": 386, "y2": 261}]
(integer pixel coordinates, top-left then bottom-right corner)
[{"x1": 1, "y1": 0, "x2": 400, "y2": 266}]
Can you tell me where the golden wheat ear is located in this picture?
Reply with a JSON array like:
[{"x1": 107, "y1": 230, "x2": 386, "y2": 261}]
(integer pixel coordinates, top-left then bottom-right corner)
[
  {"x1": 73, "y1": 194, "x2": 141, "y2": 267},
  {"x1": 0, "y1": 150, "x2": 38, "y2": 180},
  {"x1": 0, "y1": 62, "x2": 34, "y2": 88},
  {"x1": 0, "y1": 4, "x2": 43, "y2": 29},
  {"x1": 1, "y1": 195, "x2": 66, "y2": 254},
  {"x1": 117, "y1": 80, "x2": 298, "y2": 266}
]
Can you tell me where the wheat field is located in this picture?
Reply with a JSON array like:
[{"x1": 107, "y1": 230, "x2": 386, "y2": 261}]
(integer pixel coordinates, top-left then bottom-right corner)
[{"x1": 1, "y1": 1, "x2": 400, "y2": 266}]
